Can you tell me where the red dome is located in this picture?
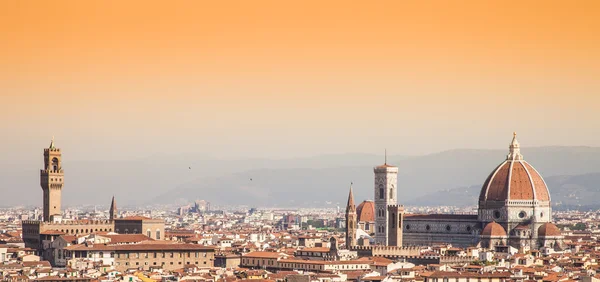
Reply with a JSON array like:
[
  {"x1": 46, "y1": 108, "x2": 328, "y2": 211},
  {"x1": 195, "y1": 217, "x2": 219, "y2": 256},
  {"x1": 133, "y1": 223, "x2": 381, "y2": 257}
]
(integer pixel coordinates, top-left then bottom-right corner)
[
  {"x1": 538, "y1": 223, "x2": 561, "y2": 237},
  {"x1": 481, "y1": 221, "x2": 507, "y2": 237},
  {"x1": 480, "y1": 134, "x2": 550, "y2": 203},
  {"x1": 356, "y1": 200, "x2": 375, "y2": 222},
  {"x1": 479, "y1": 160, "x2": 550, "y2": 202}
]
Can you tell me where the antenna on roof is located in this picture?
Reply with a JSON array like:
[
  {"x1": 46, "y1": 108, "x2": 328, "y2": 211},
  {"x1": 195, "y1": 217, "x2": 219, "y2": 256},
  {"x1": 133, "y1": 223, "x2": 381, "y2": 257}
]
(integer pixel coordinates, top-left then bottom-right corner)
[{"x1": 385, "y1": 149, "x2": 387, "y2": 165}]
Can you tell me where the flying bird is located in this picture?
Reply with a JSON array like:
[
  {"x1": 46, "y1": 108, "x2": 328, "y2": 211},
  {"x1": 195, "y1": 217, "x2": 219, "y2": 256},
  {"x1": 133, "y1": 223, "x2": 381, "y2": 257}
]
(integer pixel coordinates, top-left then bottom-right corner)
[
  {"x1": 189, "y1": 167, "x2": 191, "y2": 169},
  {"x1": 250, "y1": 178, "x2": 253, "y2": 181}
]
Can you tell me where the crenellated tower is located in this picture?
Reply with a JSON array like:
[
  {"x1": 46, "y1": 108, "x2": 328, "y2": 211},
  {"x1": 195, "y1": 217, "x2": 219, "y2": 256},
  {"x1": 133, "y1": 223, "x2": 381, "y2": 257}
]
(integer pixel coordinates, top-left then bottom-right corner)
[
  {"x1": 345, "y1": 184, "x2": 357, "y2": 248},
  {"x1": 40, "y1": 137, "x2": 64, "y2": 222}
]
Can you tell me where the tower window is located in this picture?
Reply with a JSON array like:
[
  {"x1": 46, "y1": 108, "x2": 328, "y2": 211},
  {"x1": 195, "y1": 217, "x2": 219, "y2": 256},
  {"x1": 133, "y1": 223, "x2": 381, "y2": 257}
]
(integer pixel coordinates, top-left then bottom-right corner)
[
  {"x1": 389, "y1": 188, "x2": 393, "y2": 200},
  {"x1": 52, "y1": 157, "x2": 59, "y2": 171},
  {"x1": 379, "y1": 184, "x2": 384, "y2": 199}
]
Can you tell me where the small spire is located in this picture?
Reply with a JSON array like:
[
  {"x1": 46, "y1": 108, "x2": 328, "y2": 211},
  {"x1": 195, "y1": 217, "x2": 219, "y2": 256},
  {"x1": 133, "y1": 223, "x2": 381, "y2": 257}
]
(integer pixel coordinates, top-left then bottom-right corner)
[
  {"x1": 384, "y1": 149, "x2": 387, "y2": 165},
  {"x1": 49, "y1": 136, "x2": 55, "y2": 149},
  {"x1": 346, "y1": 183, "x2": 356, "y2": 213},
  {"x1": 109, "y1": 196, "x2": 117, "y2": 220}
]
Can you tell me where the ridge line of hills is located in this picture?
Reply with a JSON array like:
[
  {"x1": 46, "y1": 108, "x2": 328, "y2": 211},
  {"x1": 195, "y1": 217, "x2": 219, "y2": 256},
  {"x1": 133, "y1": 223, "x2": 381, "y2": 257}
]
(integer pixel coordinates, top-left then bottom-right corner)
[{"x1": 1, "y1": 146, "x2": 600, "y2": 209}]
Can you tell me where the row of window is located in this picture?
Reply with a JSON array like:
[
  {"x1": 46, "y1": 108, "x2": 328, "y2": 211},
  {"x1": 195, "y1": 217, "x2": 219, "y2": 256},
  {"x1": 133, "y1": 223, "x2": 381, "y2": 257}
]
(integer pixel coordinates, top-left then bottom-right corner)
[
  {"x1": 59, "y1": 228, "x2": 112, "y2": 234},
  {"x1": 117, "y1": 261, "x2": 207, "y2": 266},
  {"x1": 404, "y1": 224, "x2": 472, "y2": 232}
]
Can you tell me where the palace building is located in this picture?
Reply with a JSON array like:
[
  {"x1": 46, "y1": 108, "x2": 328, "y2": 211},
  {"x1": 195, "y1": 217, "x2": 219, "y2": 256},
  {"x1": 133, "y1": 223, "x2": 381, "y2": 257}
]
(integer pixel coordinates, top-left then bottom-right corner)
[
  {"x1": 346, "y1": 133, "x2": 563, "y2": 250},
  {"x1": 22, "y1": 139, "x2": 166, "y2": 260}
]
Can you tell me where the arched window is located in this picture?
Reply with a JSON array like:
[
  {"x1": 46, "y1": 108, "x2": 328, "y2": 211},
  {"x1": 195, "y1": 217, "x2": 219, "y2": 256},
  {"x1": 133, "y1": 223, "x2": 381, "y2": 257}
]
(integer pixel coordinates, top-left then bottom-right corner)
[
  {"x1": 52, "y1": 158, "x2": 59, "y2": 171},
  {"x1": 389, "y1": 188, "x2": 393, "y2": 200},
  {"x1": 147, "y1": 230, "x2": 151, "y2": 238},
  {"x1": 156, "y1": 230, "x2": 161, "y2": 240},
  {"x1": 379, "y1": 184, "x2": 384, "y2": 199}
]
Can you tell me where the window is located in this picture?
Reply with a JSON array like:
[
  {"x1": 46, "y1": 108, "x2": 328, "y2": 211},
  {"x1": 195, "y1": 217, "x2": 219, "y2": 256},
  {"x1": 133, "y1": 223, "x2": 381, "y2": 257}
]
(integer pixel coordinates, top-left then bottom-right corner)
[
  {"x1": 389, "y1": 188, "x2": 393, "y2": 199},
  {"x1": 147, "y1": 231, "x2": 151, "y2": 238},
  {"x1": 379, "y1": 184, "x2": 384, "y2": 199},
  {"x1": 52, "y1": 157, "x2": 59, "y2": 171},
  {"x1": 493, "y1": 210, "x2": 501, "y2": 219},
  {"x1": 156, "y1": 230, "x2": 161, "y2": 239}
]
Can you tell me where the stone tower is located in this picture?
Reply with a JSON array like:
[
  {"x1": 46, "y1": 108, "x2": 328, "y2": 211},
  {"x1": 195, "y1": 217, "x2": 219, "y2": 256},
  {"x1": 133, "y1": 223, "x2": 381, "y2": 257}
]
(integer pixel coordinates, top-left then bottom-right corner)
[
  {"x1": 40, "y1": 137, "x2": 64, "y2": 222},
  {"x1": 373, "y1": 152, "x2": 398, "y2": 245},
  {"x1": 109, "y1": 196, "x2": 117, "y2": 220},
  {"x1": 345, "y1": 184, "x2": 357, "y2": 248},
  {"x1": 387, "y1": 205, "x2": 404, "y2": 246}
]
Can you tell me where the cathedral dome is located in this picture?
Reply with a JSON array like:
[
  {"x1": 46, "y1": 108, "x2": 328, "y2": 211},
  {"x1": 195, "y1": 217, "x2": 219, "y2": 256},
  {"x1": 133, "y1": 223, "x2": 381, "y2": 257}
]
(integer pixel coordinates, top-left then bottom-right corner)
[
  {"x1": 481, "y1": 221, "x2": 507, "y2": 237},
  {"x1": 356, "y1": 200, "x2": 375, "y2": 222},
  {"x1": 479, "y1": 133, "x2": 550, "y2": 202},
  {"x1": 538, "y1": 223, "x2": 561, "y2": 237}
]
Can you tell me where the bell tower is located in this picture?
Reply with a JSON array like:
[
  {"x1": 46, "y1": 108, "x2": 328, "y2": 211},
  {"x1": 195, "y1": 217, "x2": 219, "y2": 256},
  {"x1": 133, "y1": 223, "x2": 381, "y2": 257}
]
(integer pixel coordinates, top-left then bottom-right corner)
[
  {"x1": 374, "y1": 150, "x2": 398, "y2": 245},
  {"x1": 40, "y1": 137, "x2": 64, "y2": 222},
  {"x1": 345, "y1": 184, "x2": 357, "y2": 248}
]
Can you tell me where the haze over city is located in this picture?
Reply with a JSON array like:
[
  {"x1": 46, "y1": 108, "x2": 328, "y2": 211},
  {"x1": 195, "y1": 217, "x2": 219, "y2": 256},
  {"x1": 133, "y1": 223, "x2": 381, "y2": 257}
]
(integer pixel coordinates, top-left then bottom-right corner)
[
  {"x1": 2, "y1": 0, "x2": 599, "y2": 163},
  {"x1": 3, "y1": 1, "x2": 600, "y2": 281}
]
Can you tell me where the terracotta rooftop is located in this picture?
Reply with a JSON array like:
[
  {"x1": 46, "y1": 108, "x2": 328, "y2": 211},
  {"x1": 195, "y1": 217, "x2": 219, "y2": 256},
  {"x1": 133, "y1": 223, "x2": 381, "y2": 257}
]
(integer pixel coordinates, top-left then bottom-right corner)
[
  {"x1": 242, "y1": 251, "x2": 283, "y2": 259},
  {"x1": 539, "y1": 223, "x2": 562, "y2": 237},
  {"x1": 356, "y1": 200, "x2": 375, "y2": 222},
  {"x1": 481, "y1": 221, "x2": 507, "y2": 237},
  {"x1": 479, "y1": 160, "x2": 550, "y2": 202}
]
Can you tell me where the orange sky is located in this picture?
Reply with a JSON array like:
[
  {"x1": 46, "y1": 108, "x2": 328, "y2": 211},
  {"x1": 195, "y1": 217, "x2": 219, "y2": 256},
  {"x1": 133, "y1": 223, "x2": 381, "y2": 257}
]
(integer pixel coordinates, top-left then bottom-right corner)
[{"x1": 1, "y1": 0, "x2": 599, "y2": 161}]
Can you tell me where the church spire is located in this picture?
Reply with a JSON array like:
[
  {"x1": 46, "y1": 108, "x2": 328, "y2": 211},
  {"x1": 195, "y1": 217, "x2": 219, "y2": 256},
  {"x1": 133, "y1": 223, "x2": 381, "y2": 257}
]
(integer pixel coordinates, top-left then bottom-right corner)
[
  {"x1": 507, "y1": 132, "x2": 523, "y2": 160},
  {"x1": 49, "y1": 136, "x2": 55, "y2": 149},
  {"x1": 346, "y1": 183, "x2": 356, "y2": 212},
  {"x1": 345, "y1": 183, "x2": 357, "y2": 248},
  {"x1": 109, "y1": 196, "x2": 117, "y2": 220}
]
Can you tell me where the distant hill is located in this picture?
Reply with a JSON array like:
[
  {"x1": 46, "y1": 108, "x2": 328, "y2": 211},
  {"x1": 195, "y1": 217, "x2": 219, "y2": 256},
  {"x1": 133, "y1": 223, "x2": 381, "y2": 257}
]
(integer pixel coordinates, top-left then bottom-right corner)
[
  {"x1": 154, "y1": 147, "x2": 600, "y2": 208},
  {"x1": 411, "y1": 172, "x2": 600, "y2": 210},
  {"x1": 2, "y1": 146, "x2": 600, "y2": 208}
]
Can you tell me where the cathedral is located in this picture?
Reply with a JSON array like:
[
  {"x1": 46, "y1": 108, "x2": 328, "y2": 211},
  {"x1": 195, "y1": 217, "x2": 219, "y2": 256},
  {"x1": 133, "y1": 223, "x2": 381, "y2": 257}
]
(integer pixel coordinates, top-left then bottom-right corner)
[{"x1": 345, "y1": 133, "x2": 563, "y2": 250}]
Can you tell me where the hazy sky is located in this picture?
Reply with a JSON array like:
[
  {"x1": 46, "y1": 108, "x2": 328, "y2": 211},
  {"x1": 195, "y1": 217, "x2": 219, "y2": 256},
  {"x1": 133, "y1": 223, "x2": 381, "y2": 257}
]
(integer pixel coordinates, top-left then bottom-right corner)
[{"x1": 2, "y1": 0, "x2": 599, "y2": 163}]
